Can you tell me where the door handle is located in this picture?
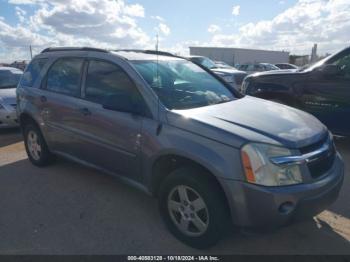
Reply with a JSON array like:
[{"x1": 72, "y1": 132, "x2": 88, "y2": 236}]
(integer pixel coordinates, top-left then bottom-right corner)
[
  {"x1": 40, "y1": 96, "x2": 47, "y2": 103},
  {"x1": 78, "y1": 107, "x2": 91, "y2": 116}
]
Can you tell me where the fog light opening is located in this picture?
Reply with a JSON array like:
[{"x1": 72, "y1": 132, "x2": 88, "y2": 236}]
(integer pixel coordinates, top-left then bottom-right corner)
[{"x1": 278, "y1": 202, "x2": 295, "y2": 215}]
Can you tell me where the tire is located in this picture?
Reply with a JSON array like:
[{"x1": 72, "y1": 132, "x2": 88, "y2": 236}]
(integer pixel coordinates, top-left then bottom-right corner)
[
  {"x1": 23, "y1": 122, "x2": 54, "y2": 167},
  {"x1": 158, "y1": 167, "x2": 231, "y2": 249}
]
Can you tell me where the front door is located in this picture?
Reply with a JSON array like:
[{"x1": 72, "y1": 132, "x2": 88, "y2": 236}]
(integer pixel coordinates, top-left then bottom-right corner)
[
  {"x1": 303, "y1": 50, "x2": 350, "y2": 135},
  {"x1": 76, "y1": 59, "x2": 144, "y2": 181}
]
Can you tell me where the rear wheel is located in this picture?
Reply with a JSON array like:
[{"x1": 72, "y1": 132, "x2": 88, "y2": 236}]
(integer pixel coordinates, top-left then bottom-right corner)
[
  {"x1": 159, "y1": 167, "x2": 231, "y2": 249},
  {"x1": 23, "y1": 123, "x2": 54, "y2": 166}
]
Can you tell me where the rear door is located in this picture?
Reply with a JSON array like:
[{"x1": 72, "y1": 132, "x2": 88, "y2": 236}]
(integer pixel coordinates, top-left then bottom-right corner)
[
  {"x1": 39, "y1": 57, "x2": 87, "y2": 157},
  {"x1": 73, "y1": 59, "x2": 144, "y2": 181},
  {"x1": 303, "y1": 50, "x2": 350, "y2": 135}
]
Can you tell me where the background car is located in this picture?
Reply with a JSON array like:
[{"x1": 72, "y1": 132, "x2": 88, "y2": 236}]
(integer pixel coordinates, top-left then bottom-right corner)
[
  {"x1": 188, "y1": 56, "x2": 248, "y2": 91},
  {"x1": 238, "y1": 63, "x2": 280, "y2": 74},
  {"x1": 214, "y1": 61, "x2": 236, "y2": 69},
  {"x1": 0, "y1": 67, "x2": 22, "y2": 128},
  {"x1": 242, "y1": 46, "x2": 350, "y2": 136},
  {"x1": 275, "y1": 63, "x2": 299, "y2": 70}
]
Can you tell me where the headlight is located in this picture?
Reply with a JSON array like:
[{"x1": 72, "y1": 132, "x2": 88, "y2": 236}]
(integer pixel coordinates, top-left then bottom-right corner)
[{"x1": 241, "y1": 143, "x2": 302, "y2": 186}]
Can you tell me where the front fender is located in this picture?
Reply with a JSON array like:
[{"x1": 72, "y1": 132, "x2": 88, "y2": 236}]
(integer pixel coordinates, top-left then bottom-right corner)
[{"x1": 141, "y1": 123, "x2": 244, "y2": 190}]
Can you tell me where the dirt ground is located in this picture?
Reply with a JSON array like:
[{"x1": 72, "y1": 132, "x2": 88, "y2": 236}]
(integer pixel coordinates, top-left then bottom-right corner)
[{"x1": 0, "y1": 128, "x2": 349, "y2": 254}]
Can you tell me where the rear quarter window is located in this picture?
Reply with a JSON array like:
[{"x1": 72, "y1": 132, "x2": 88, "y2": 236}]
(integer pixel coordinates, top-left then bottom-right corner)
[{"x1": 20, "y1": 58, "x2": 48, "y2": 87}]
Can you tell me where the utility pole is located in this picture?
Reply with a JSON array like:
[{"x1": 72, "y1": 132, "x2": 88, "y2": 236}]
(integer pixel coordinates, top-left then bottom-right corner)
[
  {"x1": 29, "y1": 45, "x2": 33, "y2": 59},
  {"x1": 155, "y1": 34, "x2": 159, "y2": 51}
]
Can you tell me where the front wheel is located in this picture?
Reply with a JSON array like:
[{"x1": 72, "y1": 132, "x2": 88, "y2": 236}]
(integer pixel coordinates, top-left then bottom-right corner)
[{"x1": 159, "y1": 167, "x2": 231, "y2": 249}]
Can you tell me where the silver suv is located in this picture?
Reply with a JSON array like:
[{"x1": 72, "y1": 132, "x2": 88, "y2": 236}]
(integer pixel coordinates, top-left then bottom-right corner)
[{"x1": 17, "y1": 47, "x2": 344, "y2": 249}]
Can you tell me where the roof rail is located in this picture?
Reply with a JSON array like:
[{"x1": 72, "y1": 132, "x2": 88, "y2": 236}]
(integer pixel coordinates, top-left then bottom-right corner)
[
  {"x1": 114, "y1": 49, "x2": 181, "y2": 58},
  {"x1": 41, "y1": 47, "x2": 109, "y2": 54}
]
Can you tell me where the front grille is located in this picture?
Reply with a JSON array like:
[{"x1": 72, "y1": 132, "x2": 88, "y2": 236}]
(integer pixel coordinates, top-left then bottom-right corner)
[
  {"x1": 302, "y1": 135, "x2": 336, "y2": 179},
  {"x1": 234, "y1": 73, "x2": 248, "y2": 85},
  {"x1": 299, "y1": 134, "x2": 328, "y2": 154}
]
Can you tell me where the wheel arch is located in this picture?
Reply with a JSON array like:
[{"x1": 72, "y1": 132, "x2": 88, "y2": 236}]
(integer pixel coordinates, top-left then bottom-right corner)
[
  {"x1": 150, "y1": 153, "x2": 232, "y2": 220},
  {"x1": 19, "y1": 112, "x2": 39, "y2": 130}
]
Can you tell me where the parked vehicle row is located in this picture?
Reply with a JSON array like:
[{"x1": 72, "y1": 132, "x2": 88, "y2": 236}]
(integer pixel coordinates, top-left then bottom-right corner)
[
  {"x1": 15, "y1": 47, "x2": 344, "y2": 249},
  {"x1": 237, "y1": 63, "x2": 280, "y2": 74},
  {"x1": 187, "y1": 56, "x2": 248, "y2": 91}
]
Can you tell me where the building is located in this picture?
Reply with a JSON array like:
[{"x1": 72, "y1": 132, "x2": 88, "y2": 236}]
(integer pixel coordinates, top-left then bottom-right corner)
[{"x1": 189, "y1": 46, "x2": 290, "y2": 66}]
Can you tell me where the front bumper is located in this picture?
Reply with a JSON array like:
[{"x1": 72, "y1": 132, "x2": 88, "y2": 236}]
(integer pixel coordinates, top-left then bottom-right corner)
[
  {"x1": 0, "y1": 107, "x2": 19, "y2": 128},
  {"x1": 220, "y1": 153, "x2": 344, "y2": 227}
]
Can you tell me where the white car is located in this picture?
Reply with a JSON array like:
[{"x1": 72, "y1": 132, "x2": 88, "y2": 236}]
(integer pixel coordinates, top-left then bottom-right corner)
[{"x1": 0, "y1": 67, "x2": 22, "y2": 128}]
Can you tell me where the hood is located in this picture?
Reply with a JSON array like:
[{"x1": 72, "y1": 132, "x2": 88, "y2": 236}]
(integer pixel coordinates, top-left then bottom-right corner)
[
  {"x1": 167, "y1": 96, "x2": 327, "y2": 149},
  {"x1": 211, "y1": 68, "x2": 247, "y2": 75},
  {"x1": 249, "y1": 69, "x2": 299, "y2": 77},
  {"x1": 0, "y1": 88, "x2": 17, "y2": 104}
]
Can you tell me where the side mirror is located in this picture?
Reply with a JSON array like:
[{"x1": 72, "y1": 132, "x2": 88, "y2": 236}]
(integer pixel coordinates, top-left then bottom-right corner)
[
  {"x1": 102, "y1": 93, "x2": 144, "y2": 115},
  {"x1": 317, "y1": 64, "x2": 341, "y2": 76}
]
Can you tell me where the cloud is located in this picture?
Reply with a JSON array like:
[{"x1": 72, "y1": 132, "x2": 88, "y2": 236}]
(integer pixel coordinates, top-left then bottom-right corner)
[
  {"x1": 124, "y1": 4, "x2": 145, "y2": 17},
  {"x1": 208, "y1": 24, "x2": 221, "y2": 33},
  {"x1": 211, "y1": 0, "x2": 350, "y2": 54},
  {"x1": 15, "y1": 6, "x2": 27, "y2": 23},
  {"x1": 157, "y1": 23, "x2": 171, "y2": 36},
  {"x1": 151, "y1": 15, "x2": 165, "y2": 22},
  {"x1": 0, "y1": 0, "x2": 155, "y2": 60},
  {"x1": 232, "y1": 5, "x2": 240, "y2": 16}
]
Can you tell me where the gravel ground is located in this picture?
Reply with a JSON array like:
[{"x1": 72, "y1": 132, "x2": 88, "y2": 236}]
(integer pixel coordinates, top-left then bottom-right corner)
[{"x1": 0, "y1": 128, "x2": 349, "y2": 254}]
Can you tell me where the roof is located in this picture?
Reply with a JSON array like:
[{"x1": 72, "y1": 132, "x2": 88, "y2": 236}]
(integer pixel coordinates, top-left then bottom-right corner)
[
  {"x1": 112, "y1": 51, "x2": 184, "y2": 61},
  {"x1": 38, "y1": 47, "x2": 184, "y2": 61}
]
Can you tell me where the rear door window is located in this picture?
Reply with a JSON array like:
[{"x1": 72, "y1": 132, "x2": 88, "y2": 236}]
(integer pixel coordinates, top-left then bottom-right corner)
[
  {"x1": 46, "y1": 58, "x2": 84, "y2": 97},
  {"x1": 20, "y1": 58, "x2": 48, "y2": 87}
]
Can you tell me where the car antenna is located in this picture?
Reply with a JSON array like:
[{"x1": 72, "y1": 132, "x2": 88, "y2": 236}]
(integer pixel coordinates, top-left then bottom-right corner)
[{"x1": 155, "y1": 33, "x2": 163, "y2": 136}]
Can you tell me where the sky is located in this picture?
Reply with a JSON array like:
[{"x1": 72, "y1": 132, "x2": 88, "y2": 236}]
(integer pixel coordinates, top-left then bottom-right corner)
[{"x1": 0, "y1": 0, "x2": 349, "y2": 62}]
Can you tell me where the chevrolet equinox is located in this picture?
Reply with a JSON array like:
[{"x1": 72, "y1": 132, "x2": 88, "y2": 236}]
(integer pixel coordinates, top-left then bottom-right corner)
[{"x1": 17, "y1": 47, "x2": 344, "y2": 249}]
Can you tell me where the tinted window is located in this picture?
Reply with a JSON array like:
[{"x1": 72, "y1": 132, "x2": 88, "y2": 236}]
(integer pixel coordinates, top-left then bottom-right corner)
[
  {"x1": 0, "y1": 69, "x2": 22, "y2": 89},
  {"x1": 85, "y1": 60, "x2": 139, "y2": 105},
  {"x1": 20, "y1": 58, "x2": 47, "y2": 87},
  {"x1": 46, "y1": 58, "x2": 84, "y2": 96},
  {"x1": 332, "y1": 53, "x2": 350, "y2": 79}
]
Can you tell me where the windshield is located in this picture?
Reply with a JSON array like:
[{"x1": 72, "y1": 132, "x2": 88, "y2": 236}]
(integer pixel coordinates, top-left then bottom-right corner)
[
  {"x1": 300, "y1": 55, "x2": 330, "y2": 72},
  {"x1": 0, "y1": 70, "x2": 22, "y2": 89},
  {"x1": 191, "y1": 57, "x2": 217, "y2": 69},
  {"x1": 132, "y1": 59, "x2": 235, "y2": 110}
]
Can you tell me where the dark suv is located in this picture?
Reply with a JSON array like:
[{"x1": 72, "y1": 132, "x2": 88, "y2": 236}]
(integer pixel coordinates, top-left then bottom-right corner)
[
  {"x1": 242, "y1": 46, "x2": 350, "y2": 136},
  {"x1": 17, "y1": 47, "x2": 344, "y2": 249}
]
